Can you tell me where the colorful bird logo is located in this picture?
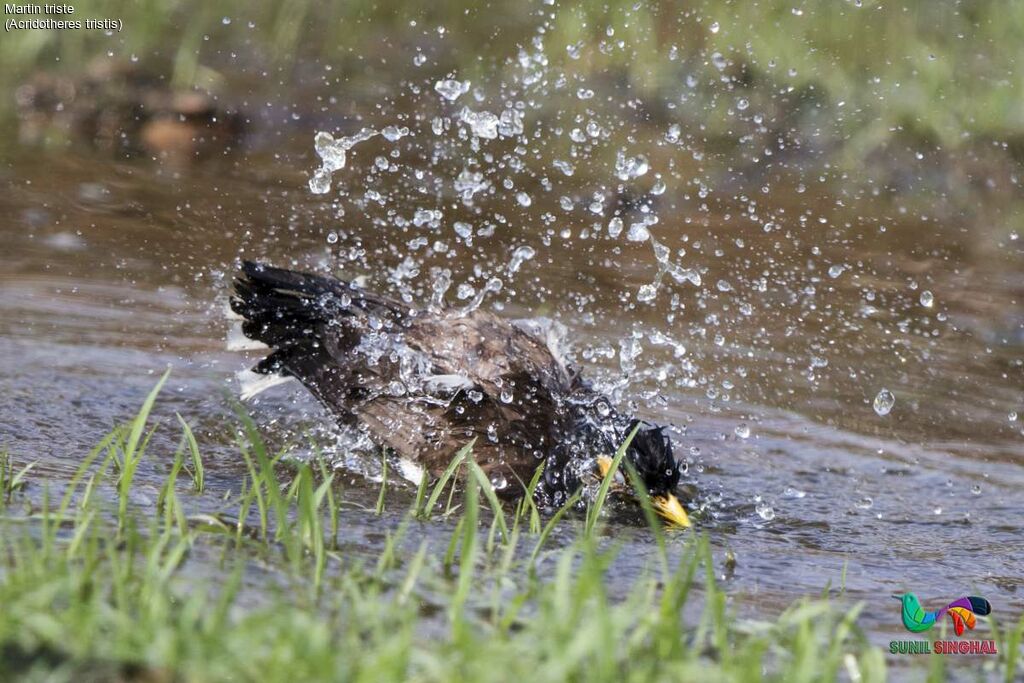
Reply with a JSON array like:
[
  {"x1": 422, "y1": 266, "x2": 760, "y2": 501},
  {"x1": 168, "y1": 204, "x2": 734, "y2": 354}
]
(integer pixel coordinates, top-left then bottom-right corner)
[{"x1": 896, "y1": 593, "x2": 992, "y2": 636}]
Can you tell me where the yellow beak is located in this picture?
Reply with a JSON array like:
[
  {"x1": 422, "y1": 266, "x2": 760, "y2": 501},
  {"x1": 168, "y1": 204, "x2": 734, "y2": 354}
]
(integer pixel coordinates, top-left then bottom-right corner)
[
  {"x1": 597, "y1": 455, "x2": 691, "y2": 528},
  {"x1": 652, "y1": 493, "x2": 691, "y2": 528}
]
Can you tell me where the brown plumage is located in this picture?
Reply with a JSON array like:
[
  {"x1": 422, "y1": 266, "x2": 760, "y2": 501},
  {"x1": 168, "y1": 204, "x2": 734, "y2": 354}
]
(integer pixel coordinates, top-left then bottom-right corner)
[{"x1": 231, "y1": 261, "x2": 690, "y2": 525}]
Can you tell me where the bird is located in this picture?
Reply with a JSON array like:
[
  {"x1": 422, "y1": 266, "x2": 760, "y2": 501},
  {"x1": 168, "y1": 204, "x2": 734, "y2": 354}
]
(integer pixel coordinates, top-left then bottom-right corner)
[
  {"x1": 895, "y1": 593, "x2": 992, "y2": 636},
  {"x1": 230, "y1": 261, "x2": 690, "y2": 528}
]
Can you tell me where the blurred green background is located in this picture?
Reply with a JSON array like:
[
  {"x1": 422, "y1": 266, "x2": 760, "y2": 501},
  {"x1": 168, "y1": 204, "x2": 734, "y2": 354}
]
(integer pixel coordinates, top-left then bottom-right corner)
[
  {"x1": 4, "y1": 0, "x2": 1024, "y2": 154},
  {"x1": 4, "y1": 0, "x2": 1024, "y2": 241}
]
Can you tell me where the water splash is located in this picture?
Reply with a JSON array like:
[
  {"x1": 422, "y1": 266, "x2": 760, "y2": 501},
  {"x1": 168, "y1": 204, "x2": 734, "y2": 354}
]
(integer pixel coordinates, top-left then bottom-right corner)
[
  {"x1": 434, "y1": 78, "x2": 470, "y2": 102},
  {"x1": 309, "y1": 128, "x2": 381, "y2": 194},
  {"x1": 507, "y1": 245, "x2": 536, "y2": 275},
  {"x1": 614, "y1": 151, "x2": 650, "y2": 181},
  {"x1": 873, "y1": 389, "x2": 895, "y2": 416},
  {"x1": 455, "y1": 277, "x2": 504, "y2": 317},
  {"x1": 458, "y1": 108, "x2": 499, "y2": 139}
]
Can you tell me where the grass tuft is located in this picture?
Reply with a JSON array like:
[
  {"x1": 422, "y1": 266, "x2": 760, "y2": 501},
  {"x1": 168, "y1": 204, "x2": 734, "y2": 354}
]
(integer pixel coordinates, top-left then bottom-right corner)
[
  {"x1": 585, "y1": 421, "x2": 640, "y2": 537},
  {"x1": 4, "y1": 372, "x2": 1016, "y2": 681},
  {"x1": 0, "y1": 451, "x2": 35, "y2": 506}
]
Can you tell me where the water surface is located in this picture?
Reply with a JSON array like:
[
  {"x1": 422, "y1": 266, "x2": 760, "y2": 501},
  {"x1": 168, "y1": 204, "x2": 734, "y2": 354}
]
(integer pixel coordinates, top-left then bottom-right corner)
[{"x1": 2, "y1": 15, "x2": 1023, "y2": 676}]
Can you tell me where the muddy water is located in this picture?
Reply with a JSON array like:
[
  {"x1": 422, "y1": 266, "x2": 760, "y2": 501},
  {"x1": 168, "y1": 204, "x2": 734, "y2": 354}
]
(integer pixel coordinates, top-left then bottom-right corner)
[{"x1": 1, "y1": 83, "x2": 1023, "y2": 675}]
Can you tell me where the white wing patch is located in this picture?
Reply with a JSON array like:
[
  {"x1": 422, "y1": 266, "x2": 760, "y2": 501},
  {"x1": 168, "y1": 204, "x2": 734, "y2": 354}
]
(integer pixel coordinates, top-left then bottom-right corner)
[
  {"x1": 223, "y1": 298, "x2": 243, "y2": 321},
  {"x1": 226, "y1": 323, "x2": 269, "y2": 351},
  {"x1": 395, "y1": 457, "x2": 425, "y2": 486},
  {"x1": 237, "y1": 369, "x2": 296, "y2": 401}
]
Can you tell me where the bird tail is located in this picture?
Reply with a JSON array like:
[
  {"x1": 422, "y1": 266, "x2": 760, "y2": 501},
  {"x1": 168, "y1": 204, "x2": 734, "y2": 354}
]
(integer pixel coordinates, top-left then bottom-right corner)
[
  {"x1": 229, "y1": 261, "x2": 404, "y2": 397},
  {"x1": 943, "y1": 596, "x2": 992, "y2": 616},
  {"x1": 943, "y1": 596, "x2": 991, "y2": 636},
  {"x1": 964, "y1": 596, "x2": 992, "y2": 616}
]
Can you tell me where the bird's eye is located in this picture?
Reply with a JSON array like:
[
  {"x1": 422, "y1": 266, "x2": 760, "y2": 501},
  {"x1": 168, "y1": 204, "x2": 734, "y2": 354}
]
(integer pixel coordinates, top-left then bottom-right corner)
[{"x1": 665, "y1": 468, "x2": 673, "y2": 476}]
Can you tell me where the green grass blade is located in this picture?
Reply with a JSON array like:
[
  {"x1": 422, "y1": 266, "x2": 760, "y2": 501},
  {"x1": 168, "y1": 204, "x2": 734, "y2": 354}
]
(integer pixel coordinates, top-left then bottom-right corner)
[
  {"x1": 623, "y1": 460, "x2": 669, "y2": 577},
  {"x1": 585, "y1": 422, "x2": 640, "y2": 537},
  {"x1": 375, "y1": 451, "x2": 388, "y2": 516},
  {"x1": 466, "y1": 459, "x2": 508, "y2": 544},
  {"x1": 123, "y1": 369, "x2": 170, "y2": 464},
  {"x1": 176, "y1": 413, "x2": 204, "y2": 493},
  {"x1": 424, "y1": 439, "x2": 474, "y2": 518},
  {"x1": 529, "y1": 489, "x2": 581, "y2": 570}
]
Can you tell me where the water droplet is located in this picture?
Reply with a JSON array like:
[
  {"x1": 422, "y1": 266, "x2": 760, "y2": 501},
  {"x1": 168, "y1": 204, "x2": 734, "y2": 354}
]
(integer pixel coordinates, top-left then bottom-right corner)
[
  {"x1": 412, "y1": 208, "x2": 441, "y2": 227},
  {"x1": 553, "y1": 159, "x2": 575, "y2": 176},
  {"x1": 636, "y1": 284, "x2": 658, "y2": 303},
  {"x1": 507, "y1": 245, "x2": 536, "y2": 274},
  {"x1": 434, "y1": 78, "x2": 470, "y2": 101},
  {"x1": 607, "y1": 217, "x2": 624, "y2": 238},
  {"x1": 626, "y1": 223, "x2": 650, "y2": 242},
  {"x1": 309, "y1": 168, "x2": 332, "y2": 194},
  {"x1": 971, "y1": 485, "x2": 982, "y2": 496},
  {"x1": 755, "y1": 502, "x2": 774, "y2": 520},
  {"x1": 458, "y1": 107, "x2": 500, "y2": 139},
  {"x1": 516, "y1": 191, "x2": 532, "y2": 207},
  {"x1": 381, "y1": 125, "x2": 410, "y2": 142},
  {"x1": 709, "y1": 21, "x2": 720, "y2": 33},
  {"x1": 326, "y1": 231, "x2": 339, "y2": 244},
  {"x1": 1010, "y1": 411, "x2": 1019, "y2": 422},
  {"x1": 736, "y1": 98, "x2": 749, "y2": 111},
  {"x1": 873, "y1": 388, "x2": 895, "y2": 416},
  {"x1": 310, "y1": 128, "x2": 382, "y2": 194},
  {"x1": 783, "y1": 487, "x2": 806, "y2": 499},
  {"x1": 828, "y1": 264, "x2": 845, "y2": 278},
  {"x1": 855, "y1": 496, "x2": 874, "y2": 510},
  {"x1": 618, "y1": 336, "x2": 642, "y2": 374},
  {"x1": 919, "y1": 290, "x2": 934, "y2": 308},
  {"x1": 615, "y1": 151, "x2": 649, "y2": 181},
  {"x1": 734, "y1": 423, "x2": 750, "y2": 439}
]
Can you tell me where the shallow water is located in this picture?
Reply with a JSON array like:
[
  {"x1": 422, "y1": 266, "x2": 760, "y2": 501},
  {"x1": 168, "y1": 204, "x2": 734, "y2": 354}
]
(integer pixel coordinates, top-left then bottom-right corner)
[{"x1": 2, "y1": 19, "x2": 1024, "y2": 677}]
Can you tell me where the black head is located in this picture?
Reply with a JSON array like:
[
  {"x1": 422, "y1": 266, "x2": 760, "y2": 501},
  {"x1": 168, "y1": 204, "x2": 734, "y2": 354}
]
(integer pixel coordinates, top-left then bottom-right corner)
[
  {"x1": 536, "y1": 412, "x2": 689, "y2": 527},
  {"x1": 624, "y1": 420, "x2": 680, "y2": 497}
]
